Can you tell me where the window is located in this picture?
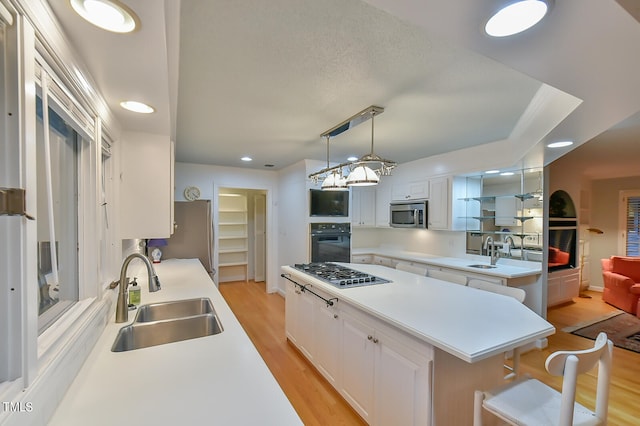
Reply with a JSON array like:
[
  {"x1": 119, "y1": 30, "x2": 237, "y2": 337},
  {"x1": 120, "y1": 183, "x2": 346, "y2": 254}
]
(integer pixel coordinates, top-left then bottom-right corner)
[
  {"x1": 35, "y1": 95, "x2": 81, "y2": 332},
  {"x1": 100, "y1": 136, "x2": 118, "y2": 286},
  {"x1": 1, "y1": 3, "x2": 111, "y2": 411},
  {"x1": 624, "y1": 193, "x2": 640, "y2": 256}
]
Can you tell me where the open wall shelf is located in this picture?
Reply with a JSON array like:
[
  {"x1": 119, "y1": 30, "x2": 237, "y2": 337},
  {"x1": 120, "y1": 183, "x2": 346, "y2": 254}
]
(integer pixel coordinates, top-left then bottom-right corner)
[{"x1": 218, "y1": 193, "x2": 248, "y2": 282}]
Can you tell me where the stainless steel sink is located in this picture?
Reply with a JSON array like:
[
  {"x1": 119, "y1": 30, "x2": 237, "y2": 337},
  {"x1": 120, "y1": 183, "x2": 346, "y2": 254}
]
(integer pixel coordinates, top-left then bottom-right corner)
[
  {"x1": 134, "y1": 298, "x2": 214, "y2": 322},
  {"x1": 467, "y1": 264, "x2": 497, "y2": 269},
  {"x1": 111, "y1": 313, "x2": 223, "y2": 352}
]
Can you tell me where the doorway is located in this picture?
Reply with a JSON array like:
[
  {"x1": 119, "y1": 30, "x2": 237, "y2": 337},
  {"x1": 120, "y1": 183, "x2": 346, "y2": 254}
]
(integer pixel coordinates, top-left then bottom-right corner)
[{"x1": 216, "y1": 187, "x2": 267, "y2": 284}]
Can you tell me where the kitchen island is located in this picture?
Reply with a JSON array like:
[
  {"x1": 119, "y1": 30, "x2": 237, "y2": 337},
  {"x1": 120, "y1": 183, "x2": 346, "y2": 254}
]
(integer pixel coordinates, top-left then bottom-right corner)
[
  {"x1": 282, "y1": 263, "x2": 554, "y2": 425},
  {"x1": 50, "y1": 259, "x2": 301, "y2": 426}
]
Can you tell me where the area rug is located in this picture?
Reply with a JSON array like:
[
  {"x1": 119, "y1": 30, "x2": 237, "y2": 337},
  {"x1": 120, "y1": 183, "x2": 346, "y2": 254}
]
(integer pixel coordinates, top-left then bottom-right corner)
[{"x1": 569, "y1": 312, "x2": 640, "y2": 354}]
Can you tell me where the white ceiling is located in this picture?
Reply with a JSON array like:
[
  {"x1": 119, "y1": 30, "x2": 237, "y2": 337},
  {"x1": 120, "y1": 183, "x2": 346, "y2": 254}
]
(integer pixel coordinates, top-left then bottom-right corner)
[{"x1": 46, "y1": 0, "x2": 640, "y2": 178}]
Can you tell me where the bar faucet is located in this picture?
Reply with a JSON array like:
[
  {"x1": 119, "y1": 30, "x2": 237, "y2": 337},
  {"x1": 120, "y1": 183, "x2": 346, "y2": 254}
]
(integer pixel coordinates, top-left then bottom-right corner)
[
  {"x1": 485, "y1": 236, "x2": 500, "y2": 266},
  {"x1": 115, "y1": 253, "x2": 161, "y2": 323},
  {"x1": 504, "y1": 235, "x2": 515, "y2": 257}
]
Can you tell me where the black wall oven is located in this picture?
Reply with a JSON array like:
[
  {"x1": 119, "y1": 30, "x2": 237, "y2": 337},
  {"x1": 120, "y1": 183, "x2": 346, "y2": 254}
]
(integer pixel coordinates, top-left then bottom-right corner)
[{"x1": 310, "y1": 223, "x2": 351, "y2": 263}]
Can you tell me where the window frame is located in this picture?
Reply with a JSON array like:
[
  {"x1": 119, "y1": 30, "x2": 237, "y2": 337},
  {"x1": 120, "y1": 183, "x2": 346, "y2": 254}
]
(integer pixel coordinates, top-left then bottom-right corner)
[
  {"x1": 1, "y1": 0, "x2": 118, "y2": 404},
  {"x1": 619, "y1": 189, "x2": 640, "y2": 256},
  {"x1": 32, "y1": 59, "x2": 103, "y2": 355}
]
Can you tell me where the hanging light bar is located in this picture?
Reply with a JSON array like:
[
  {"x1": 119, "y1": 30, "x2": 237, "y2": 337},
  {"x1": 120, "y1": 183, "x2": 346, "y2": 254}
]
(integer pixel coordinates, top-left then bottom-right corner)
[{"x1": 309, "y1": 106, "x2": 396, "y2": 188}]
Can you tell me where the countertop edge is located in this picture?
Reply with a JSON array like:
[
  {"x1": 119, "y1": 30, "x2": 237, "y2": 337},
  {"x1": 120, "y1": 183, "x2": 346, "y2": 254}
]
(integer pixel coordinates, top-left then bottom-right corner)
[{"x1": 352, "y1": 248, "x2": 542, "y2": 279}]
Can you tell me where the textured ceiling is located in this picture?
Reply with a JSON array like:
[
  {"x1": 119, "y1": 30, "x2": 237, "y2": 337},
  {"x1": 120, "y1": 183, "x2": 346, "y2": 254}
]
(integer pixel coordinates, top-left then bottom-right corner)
[
  {"x1": 46, "y1": 0, "x2": 640, "y2": 178},
  {"x1": 175, "y1": 0, "x2": 541, "y2": 169}
]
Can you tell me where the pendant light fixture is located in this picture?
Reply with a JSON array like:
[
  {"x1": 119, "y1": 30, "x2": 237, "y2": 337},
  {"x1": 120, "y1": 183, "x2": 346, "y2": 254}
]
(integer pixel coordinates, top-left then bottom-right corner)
[
  {"x1": 346, "y1": 111, "x2": 381, "y2": 186},
  {"x1": 320, "y1": 136, "x2": 347, "y2": 191},
  {"x1": 308, "y1": 106, "x2": 396, "y2": 187}
]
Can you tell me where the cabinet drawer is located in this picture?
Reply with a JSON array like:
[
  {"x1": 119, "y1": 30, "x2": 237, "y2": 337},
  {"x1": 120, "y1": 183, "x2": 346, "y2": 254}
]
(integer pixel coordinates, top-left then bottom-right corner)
[
  {"x1": 351, "y1": 254, "x2": 373, "y2": 264},
  {"x1": 373, "y1": 256, "x2": 396, "y2": 268}
]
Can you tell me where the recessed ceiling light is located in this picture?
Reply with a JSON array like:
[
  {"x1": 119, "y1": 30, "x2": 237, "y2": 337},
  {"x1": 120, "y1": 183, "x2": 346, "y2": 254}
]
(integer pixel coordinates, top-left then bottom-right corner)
[
  {"x1": 485, "y1": 0, "x2": 551, "y2": 37},
  {"x1": 347, "y1": 156, "x2": 358, "y2": 162},
  {"x1": 547, "y1": 141, "x2": 574, "y2": 148},
  {"x1": 70, "y1": 0, "x2": 138, "y2": 33},
  {"x1": 485, "y1": 170, "x2": 500, "y2": 174},
  {"x1": 120, "y1": 101, "x2": 154, "y2": 114},
  {"x1": 241, "y1": 156, "x2": 252, "y2": 162}
]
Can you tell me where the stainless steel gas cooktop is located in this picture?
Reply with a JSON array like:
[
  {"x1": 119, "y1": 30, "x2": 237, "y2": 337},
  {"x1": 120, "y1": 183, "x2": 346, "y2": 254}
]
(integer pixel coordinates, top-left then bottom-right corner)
[{"x1": 292, "y1": 262, "x2": 391, "y2": 288}]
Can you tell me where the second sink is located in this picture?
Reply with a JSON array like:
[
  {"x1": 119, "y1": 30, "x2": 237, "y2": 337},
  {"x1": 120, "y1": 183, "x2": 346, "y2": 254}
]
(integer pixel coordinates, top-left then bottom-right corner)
[
  {"x1": 467, "y1": 264, "x2": 497, "y2": 269},
  {"x1": 134, "y1": 298, "x2": 214, "y2": 322}
]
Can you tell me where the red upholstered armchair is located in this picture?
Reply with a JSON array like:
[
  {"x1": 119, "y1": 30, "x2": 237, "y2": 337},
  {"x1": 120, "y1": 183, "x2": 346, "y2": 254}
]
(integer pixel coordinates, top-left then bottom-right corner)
[{"x1": 601, "y1": 256, "x2": 640, "y2": 316}]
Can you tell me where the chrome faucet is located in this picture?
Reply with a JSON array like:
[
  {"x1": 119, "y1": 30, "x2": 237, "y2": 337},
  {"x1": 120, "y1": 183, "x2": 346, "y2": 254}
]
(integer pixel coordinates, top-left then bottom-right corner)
[
  {"x1": 504, "y1": 235, "x2": 515, "y2": 257},
  {"x1": 115, "y1": 253, "x2": 161, "y2": 323},
  {"x1": 485, "y1": 236, "x2": 500, "y2": 266}
]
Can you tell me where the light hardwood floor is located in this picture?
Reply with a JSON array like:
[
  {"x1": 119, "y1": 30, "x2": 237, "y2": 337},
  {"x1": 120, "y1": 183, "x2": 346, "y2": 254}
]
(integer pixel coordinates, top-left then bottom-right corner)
[{"x1": 219, "y1": 282, "x2": 639, "y2": 426}]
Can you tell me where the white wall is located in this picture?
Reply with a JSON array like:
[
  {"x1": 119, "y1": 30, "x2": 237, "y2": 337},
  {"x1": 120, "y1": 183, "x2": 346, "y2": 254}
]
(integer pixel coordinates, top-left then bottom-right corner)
[
  {"x1": 590, "y1": 175, "x2": 640, "y2": 287},
  {"x1": 350, "y1": 145, "x2": 529, "y2": 259},
  {"x1": 174, "y1": 162, "x2": 280, "y2": 292},
  {"x1": 352, "y1": 227, "x2": 467, "y2": 257},
  {"x1": 176, "y1": 146, "x2": 546, "y2": 294},
  {"x1": 550, "y1": 144, "x2": 640, "y2": 291},
  {"x1": 276, "y1": 161, "x2": 309, "y2": 293}
]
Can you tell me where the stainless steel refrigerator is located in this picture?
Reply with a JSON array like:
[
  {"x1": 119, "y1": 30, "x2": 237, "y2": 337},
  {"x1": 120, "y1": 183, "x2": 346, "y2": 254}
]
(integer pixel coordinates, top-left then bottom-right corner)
[{"x1": 163, "y1": 200, "x2": 215, "y2": 279}]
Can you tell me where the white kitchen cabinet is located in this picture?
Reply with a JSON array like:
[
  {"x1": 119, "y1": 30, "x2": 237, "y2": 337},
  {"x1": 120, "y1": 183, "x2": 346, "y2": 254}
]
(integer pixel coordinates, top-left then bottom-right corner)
[
  {"x1": 314, "y1": 294, "x2": 341, "y2": 387},
  {"x1": 119, "y1": 132, "x2": 174, "y2": 238},
  {"x1": 285, "y1": 278, "x2": 340, "y2": 382},
  {"x1": 547, "y1": 268, "x2": 580, "y2": 307},
  {"x1": 340, "y1": 308, "x2": 432, "y2": 425},
  {"x1": 427, "y1": 176, "x2": 449, "y2": 230},
  {"x1": 340, "y1": 311, "x2": 375, "y2": 421},
  {"x1": 375, "y1": 179, "x2": 392, "y2": 227},
  {"x1": 372, "y1": 255, "x2": 396, "y2": 268},
  {"x1": 352, "y1": 187, "x2": 376, "y2": 227},
  {"x1": 374, "y1": 328, "x2": 431, "y2": 426},
  {"x1": 284, "y1": 281, "x2": 299, "y2": 344},
  {"x1": 284, "y1": 280, "x2": 315, "y2": 361},
  {"x1": 392, "y1": 180, "x2": 429, "y2": 201},
  {"x1": 351, "y1": 254, "x2": 373, "y2": 264}
]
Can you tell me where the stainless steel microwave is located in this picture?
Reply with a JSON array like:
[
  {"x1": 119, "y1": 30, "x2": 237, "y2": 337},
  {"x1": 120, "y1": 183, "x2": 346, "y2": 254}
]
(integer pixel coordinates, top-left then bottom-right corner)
[{"x1": 389, "y1": 200, "x2": 428, "y2": 228}]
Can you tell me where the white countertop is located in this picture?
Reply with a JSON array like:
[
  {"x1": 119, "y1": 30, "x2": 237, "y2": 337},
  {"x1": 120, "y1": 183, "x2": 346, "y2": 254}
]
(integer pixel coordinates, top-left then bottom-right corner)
[
  {"x1": 50, "y1": 259, "x2": 302, "y2": 426},
  {"x1": 352, "y1": 247, "x2": 542, "y2": 279},
  {"x1": 282, "y1": 263, "x2": 554, "y2": 363}
]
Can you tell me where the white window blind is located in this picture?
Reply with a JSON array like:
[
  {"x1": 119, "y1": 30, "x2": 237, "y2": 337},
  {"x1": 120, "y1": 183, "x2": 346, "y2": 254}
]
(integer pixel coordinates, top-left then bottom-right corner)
[{"x1": 626, "y1": 196, "x2": 640, "y2": 256}]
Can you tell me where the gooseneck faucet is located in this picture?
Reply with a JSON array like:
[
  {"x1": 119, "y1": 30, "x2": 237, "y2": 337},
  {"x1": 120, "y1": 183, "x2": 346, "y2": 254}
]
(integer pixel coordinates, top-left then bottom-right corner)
[
  {"x1": 115, "y1": 253, "x2": 161, "y2": 323},
  {"x1": 504, "y1": 235, "x2": 515, "y2": 257},
  {"x1": 485, "y1": 236, "x2": 500, "y2": 266}
]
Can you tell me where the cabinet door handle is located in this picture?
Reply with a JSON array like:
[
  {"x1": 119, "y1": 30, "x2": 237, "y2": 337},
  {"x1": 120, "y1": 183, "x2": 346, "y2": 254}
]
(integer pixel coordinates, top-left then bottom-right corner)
[
  {"x1": 333, "y1": 314, "x2": 339, "y2": 319},
  {"x1": 367, "y1": 335, "x2": 373, "y2": 340},
  {"x1": 373, "y1": 338, "x2": 379, "y2": 344}
]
